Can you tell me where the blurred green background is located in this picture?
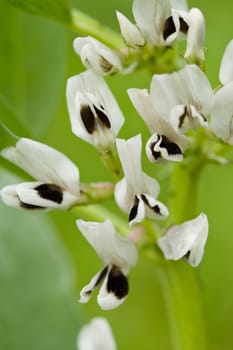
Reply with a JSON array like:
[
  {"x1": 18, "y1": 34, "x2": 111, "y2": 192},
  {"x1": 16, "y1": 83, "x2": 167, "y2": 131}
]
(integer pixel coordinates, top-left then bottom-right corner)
[{"x1": 0, "y1": 0, "x2": 233, "y2": 349}]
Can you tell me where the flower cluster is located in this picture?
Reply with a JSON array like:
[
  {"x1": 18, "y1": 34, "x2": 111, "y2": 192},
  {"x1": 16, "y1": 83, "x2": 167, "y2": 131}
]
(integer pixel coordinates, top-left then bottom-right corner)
[{"x1": 2, "y1": 1, "x2": 233, "y2": 346}]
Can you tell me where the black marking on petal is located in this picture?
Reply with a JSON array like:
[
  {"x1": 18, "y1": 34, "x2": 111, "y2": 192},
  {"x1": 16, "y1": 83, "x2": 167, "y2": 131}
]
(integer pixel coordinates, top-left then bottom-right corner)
[
  {"x1": 129, "y1": 196, "x2": 140, "y2": 223},
  {"x1": 160, "y1": 135, "x2": 182, "y2": 156},
  {"x1": 141, "y1": 194, "x2": 161, "y2": 215},
  {"x1": 80, "y1": 104, "x2": 95, "y2": 134},
  {"x1": 100, "y1": 56, "x2": 113, "y2": 73},
  {"x1": 35, "y1": 184, "x2": 63, "y2": 204},
  {"x1": 199, "y1": 113, "x2": 207, "y2": 123},
  {"x1": 179, "y1": 17, "x2": 189, "y2": 34},
  {"x1": 93, "y1": 105, "x2": 111, "y2": 129},
  {"x1": 184, "y1": 250, "x2": 191, "y2": 260},
  {"x1": 150, "y1": 141, "x2": 161, "y2": 160},
  {"x1": 107, "y1": 266, "x2": 129, "y2": 299},
  {"x1": 20, "y1": 200, "x2": 44, "y2": 210},
  {"x1": 163, "y1": 16, "x2": 176, "y2": 40},
  {"x1": 178, "y1": 106, "x2": 188, "y2": 129},
  {"x1": 82, "y1": 266, "x2": 108, "y2": 297},
  {"x1": 94, "y1": 266, "x2": 108, "y2": 288}
]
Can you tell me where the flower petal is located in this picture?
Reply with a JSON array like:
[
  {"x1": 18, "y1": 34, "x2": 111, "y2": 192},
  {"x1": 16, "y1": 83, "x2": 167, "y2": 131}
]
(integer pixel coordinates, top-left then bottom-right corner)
[
  {"x1": 114, "y1": 177, "x2": 133, "y2": 213},
  {"x1": 66, "y1": 70, "x2": 124, "y2": 145},
  {"x1": 132, "y1": 0, "x2": 171, "y2": 46},
  {"x1": 79, "y1": 266, "x2": 108, "y2": 304},
  {"x1": 146, "y1": 133, "x2": 184, "y2": 162},
  {"x1": 97, "y1": 266, "x2": 129, "y2": 310},
  {"x1": 77, "y1": 317, "x2": 116, "y2": 350},
  {"x1": 15, "y1": 182, "x2": 78, "y2": 210},
  {"x1": 151, "y1": 65, "x2": 213, "y2": 124},
  {"x1": 219, "y1": 39, "x2": 233, "y2": 85},
  {"x1": 116, "y1": 11, "x2": 145, "y2": 47},
  {"x1": 74, "y1": 36, "x2": 122, "y2": 75},
  {"x1": 1, "y1": 138, "x2": 80, "y2": 195},
  {"x1": 158, "y1": 213, "x2": 208, "y2": 266},
  {"x1": 171, "y1": 0, "x2": 188, "y2": 11},
  {"x1": 184, "y1": 8, "x2": 205, "y2": 63},
  {"x1": 116, "y1": 135, "x2": 144, "y2": 191},
  {"x1": 128, "y1": 88, "x2": 187, "y2": 158},
  {"x1": 211, "y1": 82, "x2": 233, "y2": 144},
  {"x1": 128, "y1": 195, "x2": 146, "y2": 226},
  {"x1": 141, "y1": 193, "x2": 169, "y2": 220},
  {"x1": 128, "y1": 88, "x2": 173, "y2": 134},
  {"x1": 0, "y1": 184, "x2": 23, "y2": 209},
  {"x1": 76, "y1": 219, "x2": 138, "y2": 269}
]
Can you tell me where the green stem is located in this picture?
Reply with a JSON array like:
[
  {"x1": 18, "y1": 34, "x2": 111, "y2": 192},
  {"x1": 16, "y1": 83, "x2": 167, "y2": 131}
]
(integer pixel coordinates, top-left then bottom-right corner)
[
  {"x1": 71, "y1": 204, "x2": 128, "y2": 236},
  {"x1": 70, "y1": 9, "x2": 123, "y2": 49},
  {"x1": 98, "y1": 142, "x2": 123, "y2": 180},
  {"x1": 157, "y1": 261, "x2": 207, "y2": 350},
  {"x1": 168, "y1": 161, "x2": 203, "y2": 224},
  {"x1": 158, "y1": 134, "x2": 208, "y2": 349}
]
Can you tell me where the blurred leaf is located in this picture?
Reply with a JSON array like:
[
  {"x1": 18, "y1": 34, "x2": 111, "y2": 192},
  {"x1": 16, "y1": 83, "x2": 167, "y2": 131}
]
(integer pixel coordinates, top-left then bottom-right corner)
[
  {"x1": 3, "y1": 0, "x2": 71, "y2": 24},
  {"x1": 0, "y1": 1, "x2": 68, "y2": 139},
  {"x1": 0, "y1": 180, "x2": 82, "y2": 350},
  {"x1": 0, "y1": 94, "x2": 30, "y2": 137},
  {"x1": 0, "y1": 120, "x2": 18, "y2": 150}
]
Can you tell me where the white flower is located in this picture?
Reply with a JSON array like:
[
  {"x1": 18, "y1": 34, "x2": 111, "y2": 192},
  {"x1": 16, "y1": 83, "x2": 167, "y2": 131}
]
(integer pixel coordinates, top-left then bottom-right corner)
[
  {"x1": 114, "y1": 134, "x2": 169, "y2": 225},
  {"x1": 128, "y1": 88, "x2": 187, "y2": 162},
  {"x1": 77, "y1": 318, "x2": 116, "y2": 350},
  {"x1": 73, "y1": 36, "x2": 122, "y2": 76},
  {"x1": 219, "y1": 39, "x2": 233, "y2": 86},
  {"x1": 76, "y1": 219, "x2": 138, "y2": 310},
  {"x1": 116, "y1": 11, "x2": 145, "y2": 48},
  {"x1": 211, "y1": 82, "x2": 233, "y2": 145},
  {"x1": 184, "y1": 8, "x2": 206, "y2": 64},
  {"x1": 150, "y1": 64, "x2": 213, "y2": 133},
  {"x1": 117, "y1": 0, "x2": 191, "y2": 48},
  {"x1": 158, "y1": 213, "x2": 209, "y2": 267},
  {"x1": 0, "y1": 138, "x2": 80, "y2": 210},
  {"x1": 66, "y1": 70, "x2": 124, "y2": 150},
  {"x1": 211, "y1": 40, "x2": 233, "y2": 144}
]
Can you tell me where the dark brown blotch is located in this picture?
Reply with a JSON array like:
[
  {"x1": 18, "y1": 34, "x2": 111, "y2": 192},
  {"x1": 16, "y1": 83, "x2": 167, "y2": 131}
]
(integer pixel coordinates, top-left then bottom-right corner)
[
  {"x1": 35, "y1": 184, "x2": 63, "y2": 204},
  {"x1": 163, "y1": 16, "x2": 176, "y2": 40},
  {"x1": 129, "y1": 196, "x2": 140, "y2": 223},
  {"x1": 80, "y1": 104, "x2": 96, "y2": 134},
  {"x1": 160, "y1": 135, "x2": 182, "y2": 156},
  {"x1": 93, "y1": 105, "x2": 111, "y2": 129},
  {"x1": 107, "y1": 266, "x2": 129, "y2": 299},
  {"x1": 100, "y1": 56, "x2": 113, "y2": 73}
]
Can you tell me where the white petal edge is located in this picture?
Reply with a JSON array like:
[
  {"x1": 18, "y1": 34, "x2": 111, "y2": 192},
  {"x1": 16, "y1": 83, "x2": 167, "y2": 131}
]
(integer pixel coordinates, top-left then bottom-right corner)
[
  {"x1": 0, "y1": 185, "x2": 22, "y2": 208},
  {"x1": 211, "y1": 82, "x2": 233, "y2": 144},
  {"x1": 158, "y1": 213, "x2": 208, "y2": 266},
  {"x1": 171, "y1": 0, "x2": 188, "y2": 11},
  {"x1": 114, "y1": 177, "x2": 133, "y2": 214},
  {"x1": 76, "y1": 219, "x2": 138, "y2": 269},
  {"x1": 116, "y1": 11, "x2": 145, "y2": 47},
  {"x1": 184, "y1": 8, "x2": 206, "y2": 62},
  {"x1": 219, "y1": 39, "x2": 233, "y2": 85},
  {"x1": 1, "y1": 138, "x2": 80, "y2": 195},
  {"x1": 116, "y1": 135, "x2": 143, "y2": 191},
  {"x1": 79, "y1": 267, "x2": 108, "y2": 304},
  {"x1": 77, "y1": 318, "x2": 116, "y2": 350},
  {"x1": 132, "y1": 0, "x2": 171, "y2": 46},
  {"x1": 97, "y1": 268, "x2": 128, "y2": 310}
]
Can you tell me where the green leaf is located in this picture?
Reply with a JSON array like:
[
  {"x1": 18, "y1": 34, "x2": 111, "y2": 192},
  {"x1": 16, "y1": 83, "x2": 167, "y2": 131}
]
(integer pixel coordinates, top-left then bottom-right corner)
[
  {"x1": 4, "y1": 0, "x2": 71, "y2": 24},
  {"x1": 0, "y1": 179, "x2": 82, "y2": 350},
  {"x1": 0, "y1": 120, "x2": 18, "y2": 150},
  {"x1": 0, "y1": 1, "x2": 68, "y2": 139}
]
